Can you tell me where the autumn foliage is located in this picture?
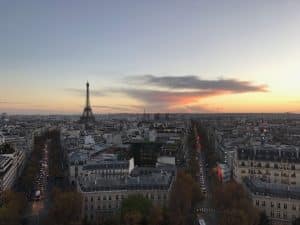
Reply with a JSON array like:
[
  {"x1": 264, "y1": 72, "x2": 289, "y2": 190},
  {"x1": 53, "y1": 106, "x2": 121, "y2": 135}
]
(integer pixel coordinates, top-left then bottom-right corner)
[{"x1": 213, "y1": 181, "x2": 260, "y2": 225}]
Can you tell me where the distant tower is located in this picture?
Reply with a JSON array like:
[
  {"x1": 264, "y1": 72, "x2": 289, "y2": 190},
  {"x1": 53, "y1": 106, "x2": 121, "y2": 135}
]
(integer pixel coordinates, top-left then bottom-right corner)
[{"x1": 80, "y1": 82, "x2": 95, "y2": 124}]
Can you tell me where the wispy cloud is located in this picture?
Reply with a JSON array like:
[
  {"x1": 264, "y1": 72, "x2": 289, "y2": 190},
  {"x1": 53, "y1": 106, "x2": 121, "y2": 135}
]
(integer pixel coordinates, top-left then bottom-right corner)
[
  {"x1": 0, "y1": 100, "x2": 47, "y2": 112},
  {"x1": 63, "y1": 75, "x2": 268, "y2": 113},
  {"x1": 0, "y1": 100, "x2": 44, "y2": 107},
  {"x1": 164, "y1": 104, "x2": 213, "y2": 113},
  {"x1": 0, "y1": 100, "x2": 28, "y2": 105},
  {"x1": 121, "y1": 88, "x2": 222, "y2": 105},
  {"x1": 114, "y1": 75, "x2": 268, "y2": 112},
  {"x1": 93, "y1": 104, "x2": 142, "y2": 112},
  {"x1": 127, "y1": 75, "x2": 268, "y2": 93}
]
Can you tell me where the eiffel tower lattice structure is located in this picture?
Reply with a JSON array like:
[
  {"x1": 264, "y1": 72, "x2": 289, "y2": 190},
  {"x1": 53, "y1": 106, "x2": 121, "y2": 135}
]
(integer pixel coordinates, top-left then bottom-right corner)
[{"x1": 79, "y1": 81, "x2": 95, "y2": 124}]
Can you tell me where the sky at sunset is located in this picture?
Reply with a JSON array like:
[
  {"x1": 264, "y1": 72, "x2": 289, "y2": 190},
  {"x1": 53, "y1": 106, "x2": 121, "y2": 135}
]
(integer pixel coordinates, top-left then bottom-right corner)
[{"x1": 0, "y1": 0, "x2": 300, "y2": 114}]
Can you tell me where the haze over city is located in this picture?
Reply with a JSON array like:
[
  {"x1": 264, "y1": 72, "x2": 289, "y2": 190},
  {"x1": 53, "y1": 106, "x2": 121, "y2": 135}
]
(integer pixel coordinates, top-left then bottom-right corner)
[
  {"x1": 1, "y1": 0, "x2": 300, "y2": 114},
  {"x1": 2, "y1": 2, "x2": 300, "y2": 225}
]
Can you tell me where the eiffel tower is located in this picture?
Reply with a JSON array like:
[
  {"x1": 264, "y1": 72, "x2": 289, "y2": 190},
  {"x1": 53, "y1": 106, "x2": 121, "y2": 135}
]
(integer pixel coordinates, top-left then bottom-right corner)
[{"x1": 79, "y1": 81, "x2": 95, "y2": 124}]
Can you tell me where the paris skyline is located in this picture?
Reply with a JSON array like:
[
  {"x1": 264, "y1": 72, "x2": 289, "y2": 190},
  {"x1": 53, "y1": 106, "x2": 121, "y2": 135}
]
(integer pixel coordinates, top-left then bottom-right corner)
[{"x1": 1, "y1": 0, "x2": 300, "y2": 114}]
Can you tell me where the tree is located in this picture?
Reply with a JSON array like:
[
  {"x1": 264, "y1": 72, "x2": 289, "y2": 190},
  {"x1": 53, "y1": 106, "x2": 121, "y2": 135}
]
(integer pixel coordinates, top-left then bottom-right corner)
[
  {"x1": 168, "y1": 171, "x2": 204, "y2": 225},
  {"x1": 17, "y1": 134, "x2": 45, "y2": 194},
  {"x1": 0, "y1": 190, "x2": 26, "y2": 225},
  {"x1": 47, "y1": 130, "x2": 65, "y2": 180},
  {"x1": 220, "y1": 209, "x2": 248, "y2": 225},
  {"x1": 120, "y1": 195, "x2": 153, "y2": 225},
  {"x1": 148, "y1": 205, "x2": 163, "y2": 225},
  {"x1": 99, "y1": 217, "x2": 120, "y2": 225},
  {"x1": 258, "y1": 211, "x2": 270, "y2": 225},
  {"x1": 123, "y1": 210, "x2": 142, "y2": 225},
  {"x1": 214, "y1": 181, "x2": 259, "y2": 225},
  {"x1": 45, "y1": 188, "x2": 82, "y2": 225}
]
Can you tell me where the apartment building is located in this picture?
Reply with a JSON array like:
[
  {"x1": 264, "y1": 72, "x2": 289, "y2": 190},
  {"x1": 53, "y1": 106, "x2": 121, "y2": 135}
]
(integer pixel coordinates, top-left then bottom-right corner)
[
  {"x1": 0, "y1": 147, "x2": 25, "y2": 191},
  {"x1": 233, "y1": 144, "x2": 300, "y2": 185},
  {"x1": 233, "y1": 144, "x2": 300, "y2": 224},
  {"x1": 78, "y1": 166, "x2": 175, "y2": 222},
  {"x1": 245, "y1": 178, "x2": 300, "y2": 225}
]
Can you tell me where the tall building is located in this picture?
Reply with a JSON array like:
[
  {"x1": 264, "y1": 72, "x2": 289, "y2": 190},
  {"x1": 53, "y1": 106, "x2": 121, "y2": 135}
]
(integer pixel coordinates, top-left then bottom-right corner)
[{"x1": 80, "y1": 82, "x2": 95, "y2": 124}]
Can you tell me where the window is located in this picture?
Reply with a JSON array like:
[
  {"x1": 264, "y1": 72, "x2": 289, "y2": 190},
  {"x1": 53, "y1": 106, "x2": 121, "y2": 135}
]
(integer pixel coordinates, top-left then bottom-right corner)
[
  {"x1": 271, "y1": 202, "x2": 274, "y2": 208},
  {"x1": 283, "y1": 213, "x2": 287, "y2": 219},
  {"x1": 256, "y1": 200, "x2": 259, "y2": 206},
  {"x1": 109, "y1": 196, "x2": 111, "y2": 201},
  {"x1": 75, "y1": 166, "x2": 78, "y2": 177},
  {"x1": 277, "y1": 203, "x2": 281, "y2": 209},
  {"x1": 262, "y1": 201, "x2": 265, "y2": 206},
  {"x1": 292, "y1": 205, "x2": 296, "y2": 210},
  {"x1": 91, "y1": 197, "x2": 93, "y2": 202},
  {"x1": 116, "y1": 195, "x2": 119, "y2": 200},
  {"x1": 270, "y1": 211, "x2": 274, "y2": 218},
  {"x1": 284, "y1": 203, "x2": 287, "y2": 209},
  {"x1": 292, "y1": 165, "x2": 295, "y2": 170},
  {"x1": 277, "y1": 212, "x2": 281, "y2": 218},
  {"x1": 98, "y1": 197, "x2": 100, "y2": 201},
  {"x1": 103, "y1": 196, "x2": 107, "y2": 200}
]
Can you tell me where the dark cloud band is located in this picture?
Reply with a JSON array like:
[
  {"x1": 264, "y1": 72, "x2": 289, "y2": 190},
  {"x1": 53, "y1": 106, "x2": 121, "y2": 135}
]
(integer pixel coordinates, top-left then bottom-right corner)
[{"x1": 127, "y1": 75, "x2": 268, "y2": 93}]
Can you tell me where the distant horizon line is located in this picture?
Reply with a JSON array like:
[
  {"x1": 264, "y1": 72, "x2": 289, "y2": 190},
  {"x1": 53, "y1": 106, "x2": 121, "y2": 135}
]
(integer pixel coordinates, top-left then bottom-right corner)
[{"x1": 2, "y1": 112, "x2": 300, "y2": 116}]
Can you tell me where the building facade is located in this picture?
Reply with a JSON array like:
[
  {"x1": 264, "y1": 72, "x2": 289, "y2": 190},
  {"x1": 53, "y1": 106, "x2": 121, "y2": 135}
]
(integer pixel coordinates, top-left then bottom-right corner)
[
  {"x1": 233, "y1": 145, "x2": 300, "y2": 224},
  {"x1": 78, "y1": 166, "x2": 175, "y2": 222},
  {"x1": 233, "y1": 145, "x2": 300, "y2": 185},
  {"x1": 0, "y1": 148, "x2": 25, "y2": 191},
  {"x1": 245, "y1": 178, "x2": 300, "y2": 225}
]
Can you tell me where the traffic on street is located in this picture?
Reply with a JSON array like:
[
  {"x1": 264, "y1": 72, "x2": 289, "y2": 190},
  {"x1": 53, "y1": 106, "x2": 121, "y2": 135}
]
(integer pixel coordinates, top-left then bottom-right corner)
[
  {"x1": 32, "y1": 141, "x2": 49, "y2": 201},
  {"x1": 194, "y1": 126, "x2": 218, "y2": 225}
]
